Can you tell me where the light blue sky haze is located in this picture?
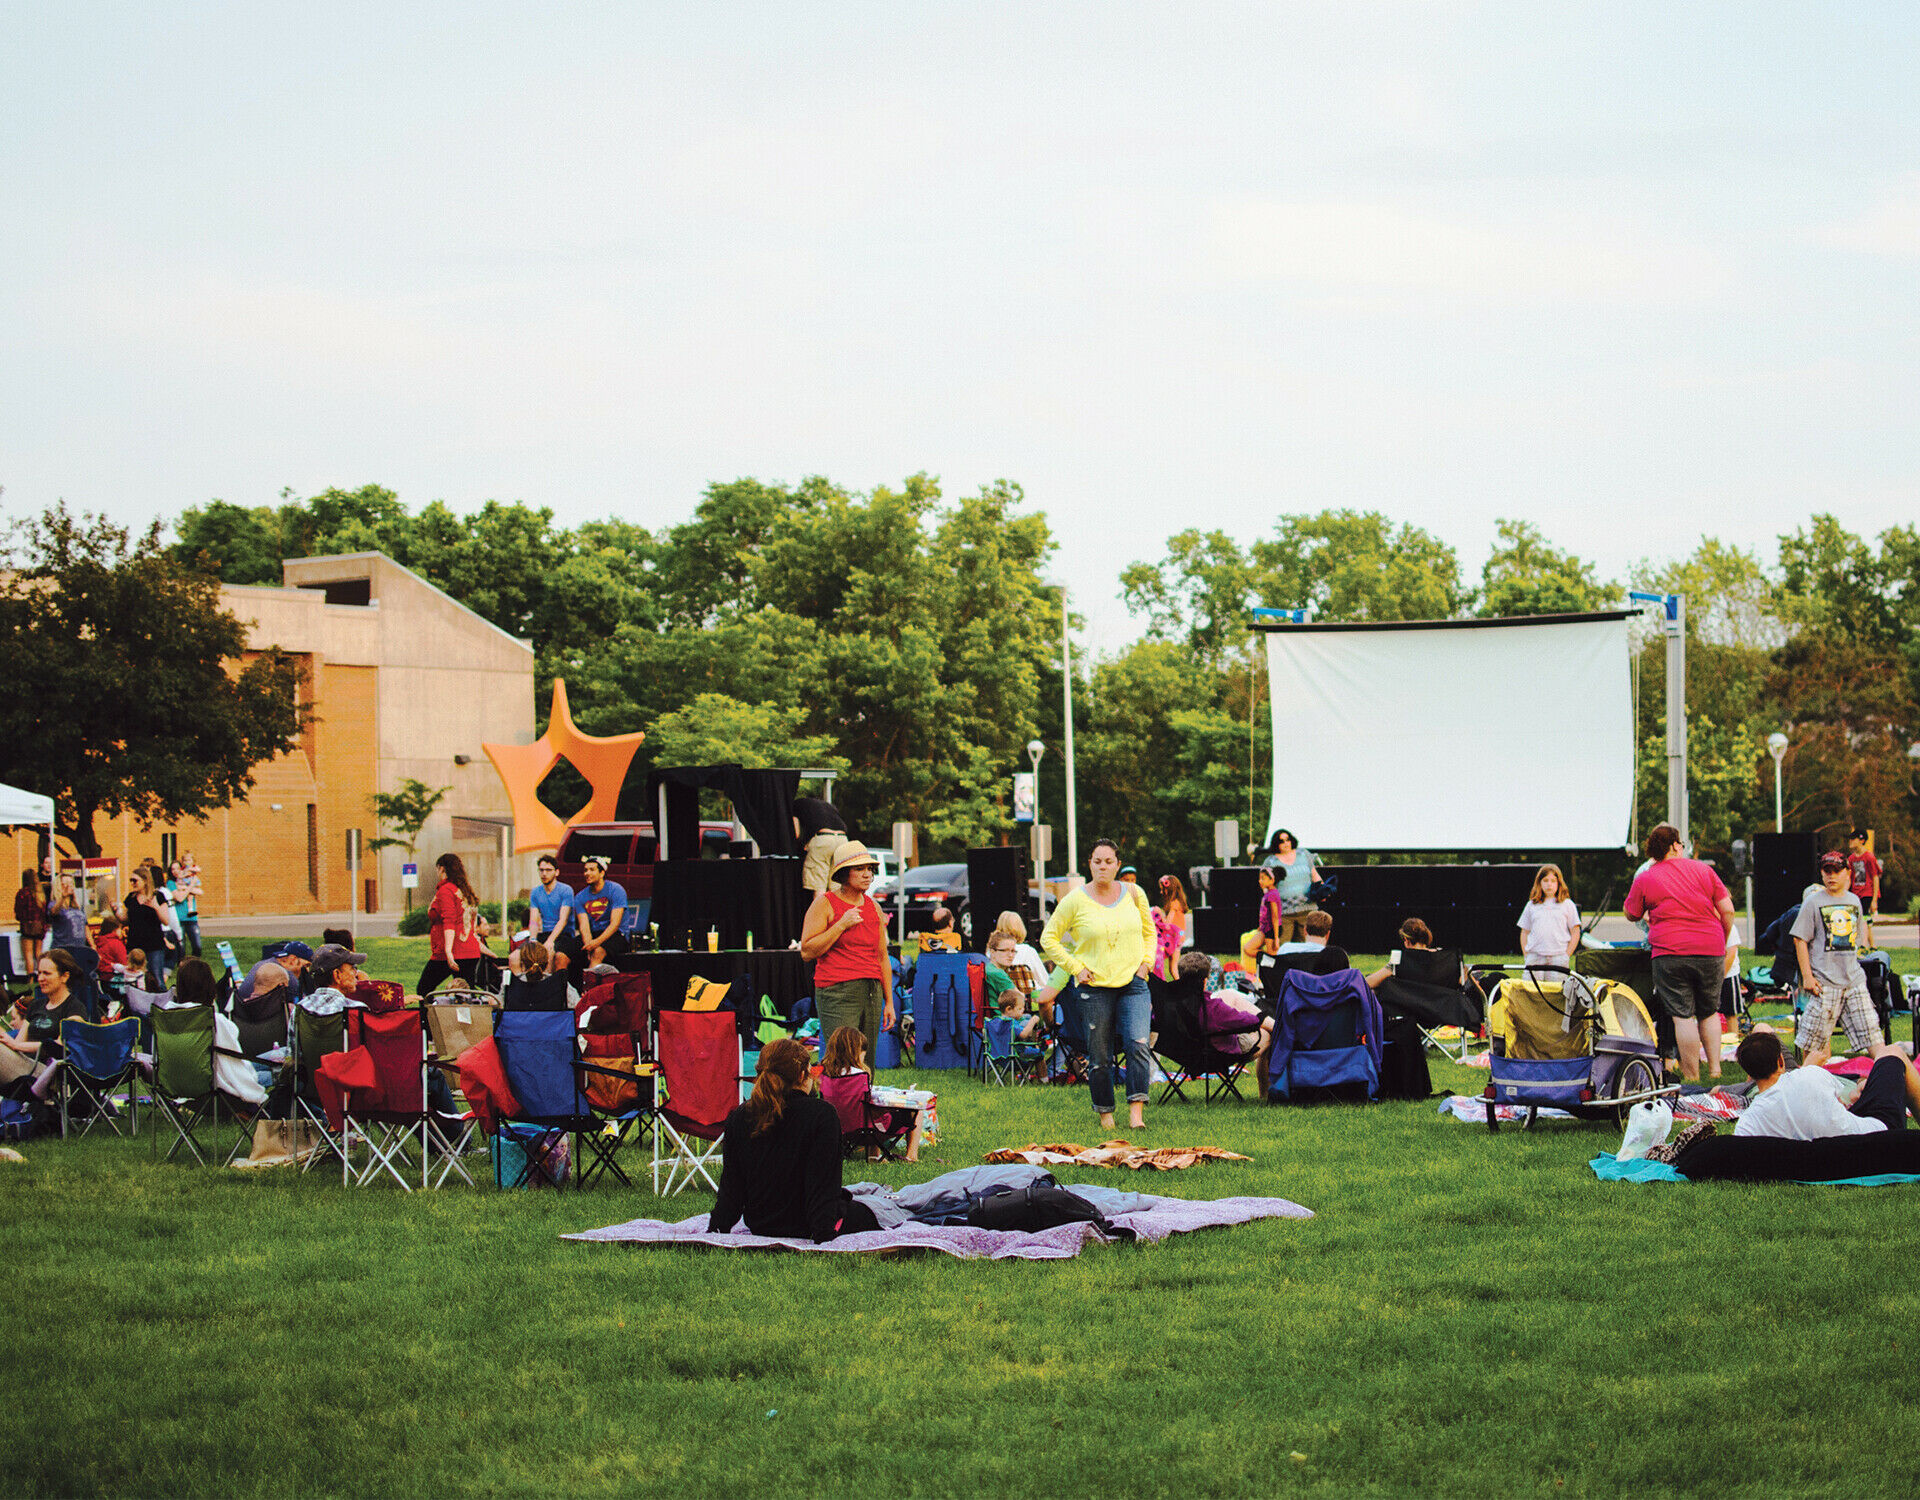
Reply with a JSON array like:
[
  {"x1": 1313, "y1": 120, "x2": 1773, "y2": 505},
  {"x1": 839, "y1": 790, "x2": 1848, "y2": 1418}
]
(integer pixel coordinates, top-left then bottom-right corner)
[{"x1": 3, "y1": 3, "x2": 1915, "y2": 649}]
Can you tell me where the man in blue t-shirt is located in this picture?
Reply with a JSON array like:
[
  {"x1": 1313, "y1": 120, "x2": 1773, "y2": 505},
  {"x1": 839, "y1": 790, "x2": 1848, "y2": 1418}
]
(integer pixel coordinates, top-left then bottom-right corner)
[
  {"x1": 567, "y1": 854, "x2": 629, "y2": 967},
  {"x1": 528, "y1": 855, "x2": 574, "y2": 957}
]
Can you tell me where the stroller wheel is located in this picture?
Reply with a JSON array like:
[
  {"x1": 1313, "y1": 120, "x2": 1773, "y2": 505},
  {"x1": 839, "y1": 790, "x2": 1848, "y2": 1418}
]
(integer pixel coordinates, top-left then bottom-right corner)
[{"x1": 1612, "y1": 1058, "x2": 1656, "y2": 1125}]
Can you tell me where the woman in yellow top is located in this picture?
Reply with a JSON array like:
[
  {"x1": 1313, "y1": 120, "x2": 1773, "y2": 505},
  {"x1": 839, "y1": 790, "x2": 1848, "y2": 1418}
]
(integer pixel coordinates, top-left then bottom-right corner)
[{"x1": 1041, "y1": 837, "x2": 1157, "y2": 1132}]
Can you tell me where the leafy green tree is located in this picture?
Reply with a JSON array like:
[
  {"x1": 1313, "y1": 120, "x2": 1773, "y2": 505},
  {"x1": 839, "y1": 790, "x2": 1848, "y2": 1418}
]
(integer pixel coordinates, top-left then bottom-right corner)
[
  {"x1": 648, "y1": 694, "x2": 845, "y2": 772},
  {"x1": 1477, "y1": 518, "x2": 1622, "y2": 617},
  {"x1": 278, "y1": 483, "x2": 411, "y2": 561},
  {"x1": 1119, "y1": 528, "x2": 1259, "y2": 665},
  {"x1": 1253, "y1": 509, "x2": 1465, "y2": 622},
  {"x1": 171, "y1": 498, "x2": 286, "y2": 584},
  {"x1": 1630, "y1": 538, "x2": 1784, "y2": 650},
  {"x1": 0, "y1": 504, "x2": 305, "y2": 857},
  {"x1": 368, "y1": 777, "x2": 450, "y2": 910},
  {"x1": 403, "y1": 498, "x2": 564, "y2": 640}
]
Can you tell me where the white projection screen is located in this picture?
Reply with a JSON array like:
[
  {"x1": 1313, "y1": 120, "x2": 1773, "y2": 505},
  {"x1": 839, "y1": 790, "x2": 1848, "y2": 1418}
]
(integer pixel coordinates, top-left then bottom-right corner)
[{"x1": 1264, "y1": 613, "x2": 1635, "y2": 850}]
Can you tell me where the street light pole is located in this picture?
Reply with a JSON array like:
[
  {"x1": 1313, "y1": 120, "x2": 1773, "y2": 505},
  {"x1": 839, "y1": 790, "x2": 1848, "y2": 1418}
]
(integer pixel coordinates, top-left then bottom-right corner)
[
  {"x1": 1026, "y1": 738, "x2": 1046, "y2": 918},
  {"x1": 1767, "y1": 732, "x2": 1789, "y2": 832},
  {"x1": 1061, "y1": 590, "x2": 1077, "y2": 878}
]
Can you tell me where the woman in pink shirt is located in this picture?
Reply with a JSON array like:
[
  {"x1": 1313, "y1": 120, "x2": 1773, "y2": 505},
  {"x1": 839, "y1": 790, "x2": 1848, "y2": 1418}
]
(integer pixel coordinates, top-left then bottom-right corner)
[{"x1": 1623, "y1": 823, "x2": 1735, "y2": 1083}]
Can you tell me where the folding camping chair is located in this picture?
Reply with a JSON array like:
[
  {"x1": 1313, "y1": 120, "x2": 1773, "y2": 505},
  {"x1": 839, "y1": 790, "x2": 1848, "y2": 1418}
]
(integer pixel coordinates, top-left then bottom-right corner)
[
  {"x1": 1372, "y1": 948, "x2": 1484, "y2": 1064},
  {"x1": 338, "y1": 1007, "x2": 472, "y2": 1190},
  {"x1": 975, "y1": 1013, "x2": 1047, "y2": 1086},
  {"x1": 148, "y1": 1004, "x2": 259, "y2": 1165},
  {"x1": 819, "y1": 1070, "x2": 915, "y2": 1160},
  {"x1": 491, "y1": 1009, "x2": 590, "y2": 1189},
  {"x1": 424, "y1": 994, "x2": 495, "y2": 1156},
  {"x1": 1148, "y1": 973, "x2": 1264, "y2": 1103},
  {"x1": 575, "y1": 980, "x2": 652, "y2": 1180},
  {"x1": 291, "y1": 1005, "x2": 349, "y2": 1175},
  {"x1": 1266, "y1": 969, "x2": 1385, "y2": 1104},
  {"x1": 58, "y1": 1015, "x2": 141, "y2": 1139},
  {"x1": 652, "y1": 1008, "x2": 740, "y2": 1195}
]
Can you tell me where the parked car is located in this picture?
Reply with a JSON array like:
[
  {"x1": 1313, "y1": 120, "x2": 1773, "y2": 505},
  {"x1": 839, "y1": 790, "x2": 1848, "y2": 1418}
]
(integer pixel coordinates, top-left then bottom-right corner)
[
  {"x1": 868, "y1": 849, "x2": 902, "y2": 900},
  {"x1": 893, "y1": 862, "x2": 972, "y2": 941}
]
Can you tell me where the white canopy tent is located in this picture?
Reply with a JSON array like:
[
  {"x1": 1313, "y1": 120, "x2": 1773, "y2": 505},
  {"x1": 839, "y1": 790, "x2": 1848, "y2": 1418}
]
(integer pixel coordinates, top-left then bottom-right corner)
[{"x1": 0, "y1": 780, "x2": 55, "y2": 845}]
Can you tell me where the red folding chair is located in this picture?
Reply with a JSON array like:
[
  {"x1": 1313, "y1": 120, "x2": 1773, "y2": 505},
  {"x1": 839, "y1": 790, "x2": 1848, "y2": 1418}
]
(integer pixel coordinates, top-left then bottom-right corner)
[
  {"x1": 334, "y1": 1007, "x2": 472, "y2": 1190},
  {"x1": 651, "y1": 1009, "x2": 740, "y2": 1194}
]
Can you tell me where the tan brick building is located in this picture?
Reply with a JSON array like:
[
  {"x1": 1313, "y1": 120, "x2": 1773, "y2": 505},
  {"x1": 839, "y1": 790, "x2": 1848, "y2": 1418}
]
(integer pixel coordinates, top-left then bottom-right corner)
[{"x1": 7, "y1": 553, "x2": 536, "y2": 919}]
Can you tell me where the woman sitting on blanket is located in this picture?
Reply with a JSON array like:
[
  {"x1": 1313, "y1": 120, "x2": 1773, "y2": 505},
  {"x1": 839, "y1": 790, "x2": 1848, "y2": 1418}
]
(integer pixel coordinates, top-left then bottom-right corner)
[
  {"x1": 822, "y1": 1025, "x2": 924, "y2": 1162},
  {"x1": 708, "y1": 1037, "x2": 881, "y2": 1242}
]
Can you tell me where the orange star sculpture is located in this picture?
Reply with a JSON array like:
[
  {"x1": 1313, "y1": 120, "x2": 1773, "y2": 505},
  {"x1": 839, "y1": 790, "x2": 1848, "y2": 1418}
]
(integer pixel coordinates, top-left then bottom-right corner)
[{"x1": 484, "y1": 678, "x2": 645, "y2": 854}]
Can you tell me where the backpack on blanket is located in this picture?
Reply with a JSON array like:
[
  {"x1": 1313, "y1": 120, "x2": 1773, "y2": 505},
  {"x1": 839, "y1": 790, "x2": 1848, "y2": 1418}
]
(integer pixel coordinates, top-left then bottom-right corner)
[{"x1": 965, "y1": 1179, "x2": 1136, "y2": 1240}]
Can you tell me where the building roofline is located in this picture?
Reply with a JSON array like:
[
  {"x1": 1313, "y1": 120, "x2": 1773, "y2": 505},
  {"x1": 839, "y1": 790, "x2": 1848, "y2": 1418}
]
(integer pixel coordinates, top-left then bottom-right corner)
[{"x1": 282, "y1": 551, "x2": 535, "y2": 654}]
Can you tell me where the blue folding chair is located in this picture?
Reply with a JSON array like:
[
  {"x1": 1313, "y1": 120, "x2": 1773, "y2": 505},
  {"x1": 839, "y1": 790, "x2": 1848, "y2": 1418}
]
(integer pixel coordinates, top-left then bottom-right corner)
[
  {"x1": 58, "y1": 1015, "x2": 142, "y2": 1138},
  {"x1": 490, "y1": 1009, "x2": 641, "y2": 1189}
]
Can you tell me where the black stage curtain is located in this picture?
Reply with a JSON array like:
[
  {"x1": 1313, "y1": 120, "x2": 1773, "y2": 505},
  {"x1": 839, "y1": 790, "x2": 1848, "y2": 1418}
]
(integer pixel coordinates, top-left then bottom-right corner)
[
  {"x1": 649, "y1": 856, "x2": 806, "y2": 951},
  {"x1": 613, "y1": 949, "x2": 810, "y2": 1031},
  {"x1": 644, "y1": 765, "x2": 803, "y2": 857}
]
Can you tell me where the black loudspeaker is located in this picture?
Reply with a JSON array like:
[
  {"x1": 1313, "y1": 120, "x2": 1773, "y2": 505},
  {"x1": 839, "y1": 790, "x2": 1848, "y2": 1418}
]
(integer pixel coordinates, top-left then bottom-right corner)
[
  {"x1": 966, "y1": 846, "x2": 1032, "y2": 952},
  {"x1": 1753, "y1": 832, "x2": 1817, "y2": 940}
]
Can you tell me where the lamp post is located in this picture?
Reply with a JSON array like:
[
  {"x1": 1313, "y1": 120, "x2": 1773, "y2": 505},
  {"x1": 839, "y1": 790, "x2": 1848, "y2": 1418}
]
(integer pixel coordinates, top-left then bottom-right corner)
[
  {"x1": 1027, "y1": 738, "x2": 1047, "y2": 917},
  {"x1": 1767, "y1": 732, "x2": 1789, "y2": 832}
]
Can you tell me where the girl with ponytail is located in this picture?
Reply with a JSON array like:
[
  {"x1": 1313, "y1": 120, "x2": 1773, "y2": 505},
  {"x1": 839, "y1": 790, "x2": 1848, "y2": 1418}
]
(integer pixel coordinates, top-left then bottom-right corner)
[{"x1": 708, "y1": 1037, "x2": 879, "y2": 1241}]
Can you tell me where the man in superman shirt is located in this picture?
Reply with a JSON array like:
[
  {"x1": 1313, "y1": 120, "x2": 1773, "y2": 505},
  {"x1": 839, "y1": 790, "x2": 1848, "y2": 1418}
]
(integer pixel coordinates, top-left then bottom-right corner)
[{"x1": 560, "y1": 853, "x2": 629, "y2": 969}]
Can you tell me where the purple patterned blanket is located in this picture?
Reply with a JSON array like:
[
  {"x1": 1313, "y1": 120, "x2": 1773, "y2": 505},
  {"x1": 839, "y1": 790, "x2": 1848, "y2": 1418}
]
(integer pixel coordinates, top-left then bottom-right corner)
[{"x1": 563, "y1": 1195, "x2": 1313, "y2": 1261}]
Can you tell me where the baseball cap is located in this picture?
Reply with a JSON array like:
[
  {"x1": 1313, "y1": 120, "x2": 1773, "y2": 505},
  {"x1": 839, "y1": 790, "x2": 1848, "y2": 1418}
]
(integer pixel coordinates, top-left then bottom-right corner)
[
  {"x1": 310, "y1": 942, "x2": 369, "y2": 981},
  {"x1": 268, "y1": 940, "x2": 315, "y2": 962},
  {"x1": 1819, "y1": 851, "x2": 1848, "y2": 872}
]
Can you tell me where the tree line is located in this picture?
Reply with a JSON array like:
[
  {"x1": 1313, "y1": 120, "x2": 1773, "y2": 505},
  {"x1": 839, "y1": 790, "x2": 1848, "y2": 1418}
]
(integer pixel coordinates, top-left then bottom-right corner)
[{"x1": 5, "y1": 484, "x2": 1913, "y2": 907}]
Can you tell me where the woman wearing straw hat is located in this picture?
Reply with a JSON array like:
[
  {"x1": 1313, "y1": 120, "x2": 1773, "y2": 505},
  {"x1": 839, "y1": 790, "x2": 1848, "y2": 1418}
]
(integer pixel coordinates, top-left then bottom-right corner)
[{"x1": 800, "y1": 840, "x2": 895, "y2": 1064}]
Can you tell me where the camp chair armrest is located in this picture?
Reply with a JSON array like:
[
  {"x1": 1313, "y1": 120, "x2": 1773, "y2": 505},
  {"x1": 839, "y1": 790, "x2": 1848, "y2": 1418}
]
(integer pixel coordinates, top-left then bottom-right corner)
[
  {"x1": 426, "y1": 1057, "x2": 463, "y2": 1075},
  {"x1": 575, "y1": 1058, "x2": 639, "y2": 1082},
  {"x1": 214, "y1": 1045, "x2": 251, "y2": 1063}
]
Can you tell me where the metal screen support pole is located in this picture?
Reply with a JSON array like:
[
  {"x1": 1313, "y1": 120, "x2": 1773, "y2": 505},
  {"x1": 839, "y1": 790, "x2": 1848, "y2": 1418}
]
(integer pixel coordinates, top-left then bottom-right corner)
[{"x1": 1665, "y1": 595, "x2": 1687, "y2": 844}]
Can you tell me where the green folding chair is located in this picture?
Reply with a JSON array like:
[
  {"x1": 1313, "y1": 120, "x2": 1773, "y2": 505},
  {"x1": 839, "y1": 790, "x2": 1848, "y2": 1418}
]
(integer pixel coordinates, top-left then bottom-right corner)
[
  {"x1": 292, "y1": 1006, "x2": 348, "y2": 1175},
  {"x1": 149, "y1": 1005, "x2": 221, "y2": 1166}
]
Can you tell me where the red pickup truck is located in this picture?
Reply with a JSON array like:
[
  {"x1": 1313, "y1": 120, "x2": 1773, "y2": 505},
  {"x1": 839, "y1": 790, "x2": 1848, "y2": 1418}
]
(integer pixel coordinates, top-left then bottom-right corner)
[{"x1": 552, "y1": 821, "x2": 739, "y2": 930}]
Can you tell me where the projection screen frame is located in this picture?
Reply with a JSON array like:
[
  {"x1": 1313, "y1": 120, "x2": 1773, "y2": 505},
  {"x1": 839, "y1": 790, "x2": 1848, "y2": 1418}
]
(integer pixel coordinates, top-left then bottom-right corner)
[{"x1": 1256, "y1": 609, "x2": 1638, "y2": 854}]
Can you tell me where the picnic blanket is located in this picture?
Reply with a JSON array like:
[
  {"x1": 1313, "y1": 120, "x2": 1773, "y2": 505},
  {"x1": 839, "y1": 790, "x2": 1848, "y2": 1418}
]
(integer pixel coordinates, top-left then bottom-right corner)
[
  {"x1": 1673, "y1": 1086, "x2": 1747, "y2": 1122},
  {"x1": 1436, "y1": 1094, "x2": 1573, "y2": 1125},
  {"x1": 980, "y1": 1140, "x2": 1252, "y2": 1170},
  {"x1": 564, "y1": 1194, "x2": 1311, "y2": 1260},
  {"x1": 1588, "y1": 1154, "x2": 1920, "y2": 1188}
]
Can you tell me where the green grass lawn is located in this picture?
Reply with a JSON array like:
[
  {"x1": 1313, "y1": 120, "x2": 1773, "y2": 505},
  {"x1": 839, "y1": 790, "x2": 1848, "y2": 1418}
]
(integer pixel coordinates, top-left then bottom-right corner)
[{"x1": 5, "y1": 938, "x2": 1919, "y2": 1497}]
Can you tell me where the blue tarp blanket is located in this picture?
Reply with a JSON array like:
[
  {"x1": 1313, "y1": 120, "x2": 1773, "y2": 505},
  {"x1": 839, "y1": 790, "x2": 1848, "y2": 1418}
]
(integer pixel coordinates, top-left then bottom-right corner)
[{"x1": 1589, "y1": 1155, "x2": 1920, "y2": 1188}]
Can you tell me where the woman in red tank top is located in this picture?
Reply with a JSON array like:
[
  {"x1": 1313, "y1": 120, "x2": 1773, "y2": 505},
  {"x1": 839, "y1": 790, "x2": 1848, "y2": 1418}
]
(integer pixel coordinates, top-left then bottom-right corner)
[{"x1": 799, "y1": 841, "x2": 895, "y2": 1066}]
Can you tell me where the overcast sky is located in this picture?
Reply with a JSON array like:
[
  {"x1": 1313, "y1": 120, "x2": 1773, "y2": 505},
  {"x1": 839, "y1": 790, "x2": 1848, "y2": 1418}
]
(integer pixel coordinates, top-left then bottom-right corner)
[{"x1": 4, "y1": 3, "x2": 1915, "y2": 651}]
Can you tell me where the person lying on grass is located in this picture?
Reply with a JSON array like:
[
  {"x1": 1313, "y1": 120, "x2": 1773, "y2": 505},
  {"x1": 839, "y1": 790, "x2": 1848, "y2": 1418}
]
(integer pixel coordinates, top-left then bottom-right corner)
[
  {"x1": 821, "y1": 1025, "x2": 924, "y2": 1162},
  {"x1": 1732, "y1": 1026, "x2": 1920, "y2": 1141},
  {"x1": 708, "y1": 1037, "x2": 880, "y2": 1241}
]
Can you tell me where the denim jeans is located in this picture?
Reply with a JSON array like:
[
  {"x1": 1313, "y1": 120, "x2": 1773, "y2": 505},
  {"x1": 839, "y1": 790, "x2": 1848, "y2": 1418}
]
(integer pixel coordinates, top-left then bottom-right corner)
[{"x1": 1075, "y1": 976, "x2": 1152, "y2": 1112}]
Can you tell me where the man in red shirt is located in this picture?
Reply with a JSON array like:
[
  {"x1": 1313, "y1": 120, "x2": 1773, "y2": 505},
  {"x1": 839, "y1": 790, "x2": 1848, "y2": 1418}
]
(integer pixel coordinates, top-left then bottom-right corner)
[{"x1": 1847, "y1": 828, "x2": 1882, "y2": 947}]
